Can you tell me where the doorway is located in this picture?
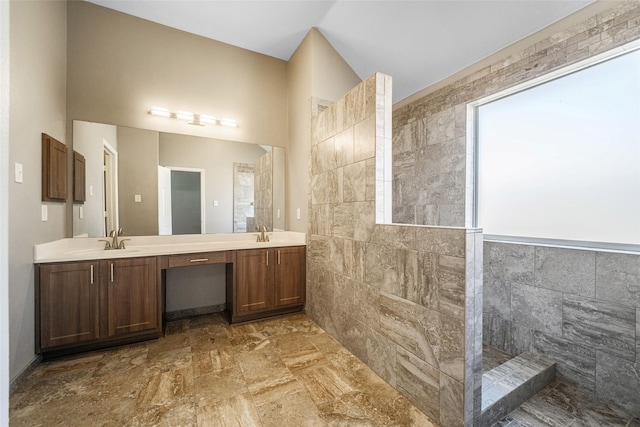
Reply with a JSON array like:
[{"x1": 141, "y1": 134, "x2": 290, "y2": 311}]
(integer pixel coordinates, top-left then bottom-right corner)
[
  {"x1": 102, "y1": 141, "x2": 118, "y2": 236},
  {"x1": 157, "y1": 167, "x2": 206, "y2": 235}
]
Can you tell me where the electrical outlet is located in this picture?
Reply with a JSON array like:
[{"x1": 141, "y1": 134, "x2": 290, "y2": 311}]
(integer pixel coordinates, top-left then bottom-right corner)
[
  {"x1": 79, "y1": 206, "x2": 84, "y2": 219},
  {"x1": 134, "y1": 194, "x2": 142, "y2": 202},
  {"x1": 296, "y1": 208, "x2": 301, "y2": 220},
  {"x1": 213, "y1": 200, "x2": 219, "y2": 207},
  {"x1": 41, "y1": 205, "x2": 48, "y2": 222},
  {"x1": 14, "y1": 163, "x2": 23, "y2": 183}
]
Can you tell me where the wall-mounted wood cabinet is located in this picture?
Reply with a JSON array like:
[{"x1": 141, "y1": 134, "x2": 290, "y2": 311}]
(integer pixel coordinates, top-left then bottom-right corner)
[
  {"x1": 41, "y1": 133, "x2": 67, "y2": 202},
  {"x1": 73, "y1": 151, "x2": 86, "y2": 203},
  {"x1": 228, "y1": 245, "x2": 306, "y2": 323},
  {"x1": 36, "y1": 257, "x2": 161, "y2": 356}
]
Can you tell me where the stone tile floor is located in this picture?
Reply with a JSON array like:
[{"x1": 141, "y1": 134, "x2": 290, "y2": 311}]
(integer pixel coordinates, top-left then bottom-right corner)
[
  {"x1": 483, "y1": 346, "x2": 639, "y2": 427},
  {"x1": 495, "y1": 381, "x2": 640, "y2": 427},
  {"x1": 9, "y1": 313, "x2": 640, "y2": 426},
  {"x1": 9, "y1": 313, "x2": 435, "y2": 426}
]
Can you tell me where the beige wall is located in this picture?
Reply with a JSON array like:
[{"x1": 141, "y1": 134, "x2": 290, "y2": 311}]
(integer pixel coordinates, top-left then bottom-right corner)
[
  {"x1": 9, "y1": 0, "x2": 67, "y2": 381},
  {"x1": 66, "y1": 1, "x2": 287, "y2": 147},
  {"x1": 1, "y1": 0, "x2": 10, "y2": 420},
  {"x1": 286, "y1": 28, "x2": 361, "y2": 233},
  {"x1": 117, "y1": 126, "x2": 160, "y2": 237}
]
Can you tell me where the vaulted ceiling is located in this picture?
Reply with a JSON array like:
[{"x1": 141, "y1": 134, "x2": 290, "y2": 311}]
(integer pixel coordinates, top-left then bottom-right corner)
[{"x1": 87, "y1": 0, "x2": 595, "y2": 102}]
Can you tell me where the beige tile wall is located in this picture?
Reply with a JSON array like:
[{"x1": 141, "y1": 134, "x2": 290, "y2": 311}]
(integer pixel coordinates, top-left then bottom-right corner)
[
  {"x1": 392, "y1": 2, "x2": 640, "y2": 229},
  {"x1": 308, "y1": 73, "x2": 482, "y2": 426}
]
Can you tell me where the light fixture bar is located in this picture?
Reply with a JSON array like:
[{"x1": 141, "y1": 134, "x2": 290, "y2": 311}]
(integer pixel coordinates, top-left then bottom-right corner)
[
  {"x1": 199, "y1": 114, "x2": 216, "y2": 125},
  {"x1": 220, "y1": 118, "x2": 238, "y2": 128},
  {"x1": 176, "y1": 110, "x2": 194, "y2": 121},
  {"x1": 148, "y1": 107, "x2": 237, "y2": 128},
  {"x1": 149, "y1": 106, "x2": 171, "y2": 117}
]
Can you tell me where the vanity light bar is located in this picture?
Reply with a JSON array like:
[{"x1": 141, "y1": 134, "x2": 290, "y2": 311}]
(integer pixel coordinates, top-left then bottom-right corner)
[
  {"x1": 220, "y1": 118, "x2": 238, "y2": 128},
  {"x1": 148, "y1": 106, "x2": 238, "y2": 128}
]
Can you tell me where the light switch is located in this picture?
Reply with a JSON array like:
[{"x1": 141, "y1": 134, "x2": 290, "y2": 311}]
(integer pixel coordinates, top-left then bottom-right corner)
[
  {"x1": 277, "y1": 209, "x2": 281, "y2": 219},
  {"x1": 41, "y1": 205, "x2": 48, "y2": 222},
  {"x1": 14, "y1": 163, "x2": 23, "y2": 183},
  {"x1": 213, "y1": 200, "x2": 219, "y2": 207},
  {"x1": 89, "y1": 185, "x2": 93, "y2": 196},
  {"x1": 79, "y1": 206, "x2": 84, "y2": 219},
  {"x1": 296, "y1": 208, "x2": 301, "y2": 220},
  {"x1": 134, "y1": 194, "x2": 142, "y2": 203}
]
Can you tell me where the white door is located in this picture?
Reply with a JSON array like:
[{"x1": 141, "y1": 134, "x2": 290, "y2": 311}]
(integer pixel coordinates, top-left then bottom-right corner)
[{"x1": 158, "y1": 166, "x2": 172, "y2": 235}]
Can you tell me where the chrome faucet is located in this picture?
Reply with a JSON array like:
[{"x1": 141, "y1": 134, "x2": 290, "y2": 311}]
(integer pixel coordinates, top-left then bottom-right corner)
[
  {"x1": 255, "y1": 226, "x2": 269, "y2": 242},
  {"x1": 99, "y1": 228, "x2": 130, "y2": 250}
]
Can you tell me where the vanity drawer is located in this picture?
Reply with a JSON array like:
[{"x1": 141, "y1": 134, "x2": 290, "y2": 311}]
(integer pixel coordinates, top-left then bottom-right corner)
[{"x1": 167, "y1": 251, "x2": 231, "y2": 268}]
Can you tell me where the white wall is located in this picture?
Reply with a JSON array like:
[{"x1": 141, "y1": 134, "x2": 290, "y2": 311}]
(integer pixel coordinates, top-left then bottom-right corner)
[
  {"x1": 1, "y1": 0, "x2": 10, "y2": 423},
  {"x1": 9, "y1": 0, "x2": 67, "y2": 382}
]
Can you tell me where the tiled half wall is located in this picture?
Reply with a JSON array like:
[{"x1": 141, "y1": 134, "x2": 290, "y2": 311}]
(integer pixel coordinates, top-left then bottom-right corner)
[{"x1": 308, "y1": 73, "x2": 483, "y2": 426}]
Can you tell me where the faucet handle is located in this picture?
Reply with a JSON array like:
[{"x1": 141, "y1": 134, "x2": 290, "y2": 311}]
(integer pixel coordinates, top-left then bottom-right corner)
[
  {"x1": 98, "y1": 239, "x2": 112, "y2": 250},
  {"x1": 118, "y1": 239, "x2": 131, "y2": 249}
]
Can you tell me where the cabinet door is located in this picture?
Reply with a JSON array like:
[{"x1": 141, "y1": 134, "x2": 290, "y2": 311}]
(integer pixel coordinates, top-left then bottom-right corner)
[
  {"x1": 235, "y1": 249, "x2": 273, "y2": 314},
  {"x1": 274, "y1": 247, "x2": 306, "y2": 308},
  {"x1": 105, "y1": 257, "x2": 158, "y2": 336},
  {"x1": 41, "y1": 133, "x2": 67, "y2": 201},
  {"x1": 39, "y1": 262, "x2": 99, "y2": 349}
]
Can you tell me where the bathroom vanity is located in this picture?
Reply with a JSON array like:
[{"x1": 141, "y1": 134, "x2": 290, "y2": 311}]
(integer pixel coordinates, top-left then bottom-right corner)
[{"x1": 33, "y1": 232, "x2": 306, "y2": 358}]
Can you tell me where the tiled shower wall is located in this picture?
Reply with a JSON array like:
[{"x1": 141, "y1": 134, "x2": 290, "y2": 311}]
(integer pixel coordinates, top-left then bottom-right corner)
[
  {"x1": 254, "y1": 149, "x2": 273, "y2": 231},
  {"x1": 308, "y1": 73, "x2": 483, "y2": 426},
  {"x1": 391, "y1": 1, "x2": 640, "y2": 417},
  {"x1": 393, "y1": 2, "x2": 640, "y2": 228},
  {"x1": 483, "y1": 242, "x2": 640, "y2": 415}
]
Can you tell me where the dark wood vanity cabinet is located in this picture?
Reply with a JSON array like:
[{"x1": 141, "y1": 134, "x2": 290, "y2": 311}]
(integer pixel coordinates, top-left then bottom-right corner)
[
  {"x1": 103, "y1": 257, "x2": 159, "y2": 337},
  {"x1": 229, "y1": 246, "x2": 306, "y2": 323},
  {"x1": 37, "y1": 261, "x2": 100, "y2": 349},
  {"x1": 36, "y1": 257, "x2": 161, "y2": 356},
  {"x1": 274, "y1": 246, "x2": 306, "y2": 308}
]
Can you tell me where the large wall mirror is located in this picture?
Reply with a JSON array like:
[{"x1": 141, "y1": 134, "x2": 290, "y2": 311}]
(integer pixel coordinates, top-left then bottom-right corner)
[{"x1": 72, "y1": 120, "x2": 285, "y2": 238}]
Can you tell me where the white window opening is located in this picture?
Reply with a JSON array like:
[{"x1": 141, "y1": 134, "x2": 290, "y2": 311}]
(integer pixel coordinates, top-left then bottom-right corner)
[{"x1": 473, "y1": 44, "x2": 640, "y2": 250}]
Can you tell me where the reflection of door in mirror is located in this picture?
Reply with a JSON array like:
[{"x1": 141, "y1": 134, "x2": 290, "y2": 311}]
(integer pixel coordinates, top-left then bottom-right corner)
[
  {"x1": 158, "y1": 166, "x2": 172, "y2": 235},
  {"x1": 169, "y1": 168, "x2": 205, "y2": 234},
  {"x1": 103, "y1": 143, "x2": 118, "y2": 236},
  {"x1": 72, "y1": 121, "x2": 118, "y2": 238}
]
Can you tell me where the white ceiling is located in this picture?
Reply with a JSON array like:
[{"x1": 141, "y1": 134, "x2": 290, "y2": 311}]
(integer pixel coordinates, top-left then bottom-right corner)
[{"x1": 86, "y1": 0, "x2": 595, "y2": 102}]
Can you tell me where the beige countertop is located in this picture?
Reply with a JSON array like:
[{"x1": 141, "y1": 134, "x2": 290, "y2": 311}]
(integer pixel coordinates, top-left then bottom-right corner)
[{"x1": 34, "y1": 231, "x2": 306, "y2": 263}]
